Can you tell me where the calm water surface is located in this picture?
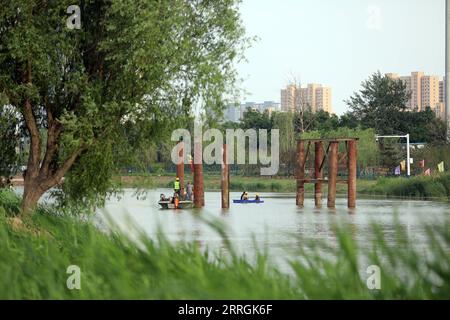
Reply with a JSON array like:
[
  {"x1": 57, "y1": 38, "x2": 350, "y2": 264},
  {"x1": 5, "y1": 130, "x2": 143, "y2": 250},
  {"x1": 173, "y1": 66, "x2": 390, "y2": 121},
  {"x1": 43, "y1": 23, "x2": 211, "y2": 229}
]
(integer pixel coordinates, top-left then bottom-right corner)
[{"x1": 97, "y1": 189, "x2": 450, "y2": 267}]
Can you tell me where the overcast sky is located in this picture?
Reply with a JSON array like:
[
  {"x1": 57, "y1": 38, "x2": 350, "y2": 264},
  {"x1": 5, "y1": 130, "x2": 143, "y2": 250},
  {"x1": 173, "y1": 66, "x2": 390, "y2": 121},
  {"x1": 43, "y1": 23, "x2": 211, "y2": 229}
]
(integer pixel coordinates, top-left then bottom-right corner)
[{"x1": 236, "y1": 0, "x2": 446, "y2": 115}]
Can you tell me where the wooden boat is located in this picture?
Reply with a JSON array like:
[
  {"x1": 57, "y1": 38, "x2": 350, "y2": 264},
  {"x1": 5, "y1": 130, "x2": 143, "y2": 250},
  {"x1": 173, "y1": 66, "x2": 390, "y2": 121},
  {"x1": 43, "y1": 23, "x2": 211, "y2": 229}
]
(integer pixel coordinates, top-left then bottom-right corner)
[
  {"x1": 158, "y1": 200, "x2": 194, "y2": 209},
  {"x1": 232, "y1": 199, "x2": 264, "y2": 204}
]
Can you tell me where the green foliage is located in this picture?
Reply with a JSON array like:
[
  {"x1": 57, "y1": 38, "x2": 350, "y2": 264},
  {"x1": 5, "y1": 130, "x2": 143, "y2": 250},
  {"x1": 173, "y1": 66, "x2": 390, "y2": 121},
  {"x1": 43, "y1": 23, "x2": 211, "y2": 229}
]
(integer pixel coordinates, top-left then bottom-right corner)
[
  {"x1": 294, "y1": 110, "x2": 340, "y2": 132},
  {"x1": 346, "y1": 72, "x2": 446, "y2": 143},
  {"x1": 0, "y1": 0, "x2": 250, "y2": 208},
  {"x1": 0, "y1": 190, "x2": 449, "y2": 299},
  {"x1": 363, "y1": 173, "x2": 450, "y2": 200},
  {"x1": 399, "y1": 108, "x2": 447, "y2": 143},
  {"x1": 346, "y1": 71, "x2": 409, "y2": 134},
  {"x1": 240, "y1": 108, "x2": 272, "y2": 130},
  {"x1": 272, "y1": 112, "x2": 296, "y2": 175},
  {"x1": 302, "y1": 128, "x2": 380, "y2": 168},
  {"x1": 0, "y1": 107, "x2": 19, "y2": 177}
]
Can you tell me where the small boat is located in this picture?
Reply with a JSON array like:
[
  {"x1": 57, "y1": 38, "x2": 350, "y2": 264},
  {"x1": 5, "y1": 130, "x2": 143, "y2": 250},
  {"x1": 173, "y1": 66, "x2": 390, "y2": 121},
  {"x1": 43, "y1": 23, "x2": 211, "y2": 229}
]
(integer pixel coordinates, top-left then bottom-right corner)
[
  {"x1": 158, "y1": 200, "x2": 194, "y2": 209},
  {"x1": 232, "y1": 199, "x2": 264, "y2": 204}
]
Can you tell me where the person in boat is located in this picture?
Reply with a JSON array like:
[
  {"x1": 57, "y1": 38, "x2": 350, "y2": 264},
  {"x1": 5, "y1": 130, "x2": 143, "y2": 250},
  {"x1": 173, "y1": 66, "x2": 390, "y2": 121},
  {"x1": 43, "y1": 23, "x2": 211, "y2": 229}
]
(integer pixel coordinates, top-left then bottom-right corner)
[
  {"x1": 174, "y1": 177, "x2": 181, "y2": 196},
  {"x1": 186, "y1": 181, "x2": 193, "y2": 201},
  {"x1": 255, "y1": 194, "x2": 260, "y2": 202},
  {"x1": 174, "y1": 193, "x2": 180, "y2": 209},
  {"x1": 240, "y1": 191, "x2": 249, "y2": 200}
]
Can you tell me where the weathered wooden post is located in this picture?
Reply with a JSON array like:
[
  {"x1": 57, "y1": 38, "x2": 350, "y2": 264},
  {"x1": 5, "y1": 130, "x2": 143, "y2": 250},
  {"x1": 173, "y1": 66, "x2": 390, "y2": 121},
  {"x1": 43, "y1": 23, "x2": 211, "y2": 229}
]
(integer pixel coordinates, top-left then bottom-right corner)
[
  {"x1": 314, "y1": 141, "x2": 323, "y2": 207},
  {"x1": 193, "y1": 142, "x2": 204, "y2": 208},
  {"x1": 176, "y1": 140, "x2": 185, "y2": 196},
  {"x1": 327, "y1": 141, "x2": 339, "y2": 208},
  {"x1": 221, "y1": 144, "x2": 229, "y2": 209},
  {"x1": 347, "y1": 139, "x2": 357, "y2": 208},
  {"x1": 296, "y1": 140, "x2": 305, "y2": 207}
]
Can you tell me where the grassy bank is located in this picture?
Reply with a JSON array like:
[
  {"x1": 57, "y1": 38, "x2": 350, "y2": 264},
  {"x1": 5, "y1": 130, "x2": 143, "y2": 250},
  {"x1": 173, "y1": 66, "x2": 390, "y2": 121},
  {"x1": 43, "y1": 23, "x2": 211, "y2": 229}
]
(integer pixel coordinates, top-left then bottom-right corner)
[
  {"x1": 116, "y1": 174, "x2": 377, "y2": 194},
  {"x1": 0, "y1": 189, "x2": 449, "y2": 299},
  {"x1": 361, "y1": 173, "x2": 450, "y2": 201}
]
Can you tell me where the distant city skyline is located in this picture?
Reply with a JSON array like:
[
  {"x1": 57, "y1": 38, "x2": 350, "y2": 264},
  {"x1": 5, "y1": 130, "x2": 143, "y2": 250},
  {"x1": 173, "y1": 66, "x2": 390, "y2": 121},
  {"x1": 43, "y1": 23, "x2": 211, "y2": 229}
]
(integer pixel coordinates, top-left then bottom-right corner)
[{"x1": 236, "y1": 0, "x2": 446, "y2": 115}]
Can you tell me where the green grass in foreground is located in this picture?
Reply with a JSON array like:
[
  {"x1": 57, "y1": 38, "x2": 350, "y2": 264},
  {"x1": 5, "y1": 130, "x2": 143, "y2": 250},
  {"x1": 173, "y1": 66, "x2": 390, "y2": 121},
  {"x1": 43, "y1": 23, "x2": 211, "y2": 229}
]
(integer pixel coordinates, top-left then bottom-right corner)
[
  {"x1": 361, "y1": 172, "x2": 450, "y2": 201},
  {"x1": 0, "y1": 189, "x2": 449, "y2": 299}
]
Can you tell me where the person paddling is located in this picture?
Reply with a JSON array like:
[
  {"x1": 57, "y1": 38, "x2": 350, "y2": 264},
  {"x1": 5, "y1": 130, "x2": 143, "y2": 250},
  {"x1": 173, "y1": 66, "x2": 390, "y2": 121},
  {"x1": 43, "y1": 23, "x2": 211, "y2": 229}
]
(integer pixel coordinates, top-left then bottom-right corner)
[{"x1": 240, "y1": 191, "x2": 249, "y2": 201}]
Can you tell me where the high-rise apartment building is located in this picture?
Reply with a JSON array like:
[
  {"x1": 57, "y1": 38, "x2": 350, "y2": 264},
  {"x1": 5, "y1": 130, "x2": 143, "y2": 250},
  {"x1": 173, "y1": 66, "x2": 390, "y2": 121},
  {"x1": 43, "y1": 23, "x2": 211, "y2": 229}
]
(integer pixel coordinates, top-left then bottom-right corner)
[
  {"x1": 440, "y1": 77, "x2": 446, "y2": 103},
  {"x1": 421, "y1": 75, "x2": 440, "y2": 110},
  {"x1": 387, "y1": 72, "x2": 445, "y2": 119},
  {"x1": 280, "y1": 84, "x2": 298, "y2": 112},
  {"x1": 315, "y1": 86, "x2": 332, "y2": 113},
  {"x1": 280, "y1": 83, "x2": 333, "y2": 113}
]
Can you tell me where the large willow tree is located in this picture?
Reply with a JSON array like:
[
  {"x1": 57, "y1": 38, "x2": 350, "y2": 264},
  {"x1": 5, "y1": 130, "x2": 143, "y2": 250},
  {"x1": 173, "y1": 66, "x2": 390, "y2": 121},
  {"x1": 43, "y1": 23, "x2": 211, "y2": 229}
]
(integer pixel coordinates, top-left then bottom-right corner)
[{"x1": 0, "y1": 0, "x2": 249, "y2": 214}]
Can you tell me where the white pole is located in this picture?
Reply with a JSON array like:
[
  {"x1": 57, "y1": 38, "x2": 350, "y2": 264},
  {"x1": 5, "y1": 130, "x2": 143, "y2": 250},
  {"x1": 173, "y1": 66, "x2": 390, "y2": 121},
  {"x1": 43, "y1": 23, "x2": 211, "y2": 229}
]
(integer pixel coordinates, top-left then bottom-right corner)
[
  {"x1": 406, "y1": 134, "x2": 411, "y2": 177},
  {"x1": 446, "y1": 0, "x2": 450, "y2": 141}
]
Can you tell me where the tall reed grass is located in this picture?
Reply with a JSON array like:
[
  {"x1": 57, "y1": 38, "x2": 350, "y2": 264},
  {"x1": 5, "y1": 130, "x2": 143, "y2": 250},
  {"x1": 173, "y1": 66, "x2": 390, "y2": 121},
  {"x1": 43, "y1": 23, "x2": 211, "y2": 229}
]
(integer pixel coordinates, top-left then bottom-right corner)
[
  {"x1": 362, "y1": 173, "x2": 450, "y2": 201},
  {"x1": 0, "y1": 189, "x2": 448, "y2": 299}
]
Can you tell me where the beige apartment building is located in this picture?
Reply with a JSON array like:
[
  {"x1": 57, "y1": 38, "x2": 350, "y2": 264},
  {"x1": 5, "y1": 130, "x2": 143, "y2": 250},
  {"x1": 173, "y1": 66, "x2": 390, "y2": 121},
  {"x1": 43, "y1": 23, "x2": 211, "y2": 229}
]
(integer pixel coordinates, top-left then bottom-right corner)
[
  {"x1": 440, "y1": 77, "x2": 446, "y2": 103},
  {"x1": 421, "y1": 75, "x2": 440, "y2": 110},
  {"x1": 280, "y1": 84, "x2": 298, "y2": 112},
  {"x1": 280, "y1": 83, "x2": 333, "y2": 113},
  {"x1": 315, "y1": 86, "x2": 332, "y2": 113},
  {"x1": 387, "y1": 72, "x2": 445, "y2": 119}
]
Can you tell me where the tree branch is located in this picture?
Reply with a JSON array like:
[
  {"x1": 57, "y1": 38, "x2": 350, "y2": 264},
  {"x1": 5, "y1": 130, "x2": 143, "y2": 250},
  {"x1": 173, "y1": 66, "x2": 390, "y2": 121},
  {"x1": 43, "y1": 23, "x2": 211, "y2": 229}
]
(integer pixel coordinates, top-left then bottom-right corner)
[
  {"x1": 41, "y1": 146, "x2": 85, "y2": 191},
  {"x1": 39, "y1": 103, "x2": 62, "y2": 179},
  {"x1": 22, "y1": 60, "x2": 41, "y2": 179}
]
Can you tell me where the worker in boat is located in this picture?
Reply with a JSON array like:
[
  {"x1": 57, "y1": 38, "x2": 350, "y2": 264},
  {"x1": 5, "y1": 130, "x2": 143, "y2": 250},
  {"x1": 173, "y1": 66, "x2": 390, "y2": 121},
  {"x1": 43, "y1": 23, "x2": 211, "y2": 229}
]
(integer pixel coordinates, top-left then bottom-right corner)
[
  {"x1": 240, "y1": 191, "x2": 249, "y2": 200},
  {"x1": 174, "y1": 177, "x2": 181, "y2": 196},
  {"x1": 186, "y1": 181, "x2": 193, "y2": 201},
  {"x1": 174, "y1": 193, "x2": 180, "y2": 209},
  {"x1": 255, "y1": 193, "x2": 260, "y2": 202}
]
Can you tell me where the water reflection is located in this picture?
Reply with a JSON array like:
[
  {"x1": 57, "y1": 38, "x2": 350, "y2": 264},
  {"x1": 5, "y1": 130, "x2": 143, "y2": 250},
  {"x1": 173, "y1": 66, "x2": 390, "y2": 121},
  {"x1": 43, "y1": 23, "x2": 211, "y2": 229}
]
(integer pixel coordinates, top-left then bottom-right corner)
[{"x1": 97, "y1": 189, "x2": 449, "y2": 267}]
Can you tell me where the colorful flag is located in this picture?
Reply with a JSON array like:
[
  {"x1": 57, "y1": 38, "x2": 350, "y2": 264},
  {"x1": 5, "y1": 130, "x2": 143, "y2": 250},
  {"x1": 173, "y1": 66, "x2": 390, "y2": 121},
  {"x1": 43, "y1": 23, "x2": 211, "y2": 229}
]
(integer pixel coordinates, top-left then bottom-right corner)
[
  {"x1": 419, "y1": 160, "x2": 425, "y2": 168},
  {"x1": 400, "y1": 160, "x2": 406, "y2": 171},
  {"x1": 424, "y1": 168, "x2": 431, "y2": 176},
  {"x1": 394, "y1": 166, "x2": 401, "y2": 175},
  {"x1": 437, "y1": 161, "x2": 445, "y2": 173}
]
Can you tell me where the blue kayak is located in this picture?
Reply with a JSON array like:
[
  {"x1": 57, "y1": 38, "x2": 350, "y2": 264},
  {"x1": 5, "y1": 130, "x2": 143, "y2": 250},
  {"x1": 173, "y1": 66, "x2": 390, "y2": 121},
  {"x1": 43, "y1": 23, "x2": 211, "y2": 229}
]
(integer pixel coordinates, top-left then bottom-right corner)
[{"x1": 233, "y1": 199, "x2": 264, "y2": 204}]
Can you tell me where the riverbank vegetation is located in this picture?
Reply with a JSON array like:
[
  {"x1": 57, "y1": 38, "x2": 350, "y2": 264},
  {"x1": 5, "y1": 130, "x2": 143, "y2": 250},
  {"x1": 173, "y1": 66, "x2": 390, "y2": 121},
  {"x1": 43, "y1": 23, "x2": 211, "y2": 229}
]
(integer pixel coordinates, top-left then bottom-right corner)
[
  {"x1": 1, "y1": 189, "x2": 449, "y2": 299},
  {"x1": 115, "y1": 174, "x2": 378, "y2": 194},
  {"x1": 361, "y1": 173, "x2": 450, "y2": 201}
]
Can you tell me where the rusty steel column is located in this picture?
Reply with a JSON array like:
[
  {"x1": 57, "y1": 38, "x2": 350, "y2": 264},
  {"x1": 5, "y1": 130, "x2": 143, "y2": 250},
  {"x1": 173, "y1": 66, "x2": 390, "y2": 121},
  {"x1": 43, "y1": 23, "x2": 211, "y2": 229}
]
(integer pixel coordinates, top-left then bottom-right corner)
[
  {"x1": 327, "y1": 142, "x2": 339, "y2": 208},
  {"x1": 176, "y1": 141, "x2": 185, "y2": 196},
  {"x1": 314, "y1": 141, "x2": 323, "y2": 208},
  {"x1": 221, "y1": 144, "x2": 229, "y2": 209},
  {"x1": 193, "y1": 142, "x2": 204, "y2": 208},
  {"x1": 347, "y1": 140, "x2": 357, "y2": 208},
  {"x1": 296, "y1": 140, "x2": 305, "y2": 207}
]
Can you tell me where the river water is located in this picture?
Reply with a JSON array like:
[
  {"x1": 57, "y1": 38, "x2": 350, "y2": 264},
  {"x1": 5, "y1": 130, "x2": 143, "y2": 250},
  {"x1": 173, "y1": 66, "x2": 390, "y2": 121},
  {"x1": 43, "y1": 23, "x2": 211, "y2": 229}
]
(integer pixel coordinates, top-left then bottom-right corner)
[{"x1": 96, "y1": 189, "x2": 450, "y2": 269}]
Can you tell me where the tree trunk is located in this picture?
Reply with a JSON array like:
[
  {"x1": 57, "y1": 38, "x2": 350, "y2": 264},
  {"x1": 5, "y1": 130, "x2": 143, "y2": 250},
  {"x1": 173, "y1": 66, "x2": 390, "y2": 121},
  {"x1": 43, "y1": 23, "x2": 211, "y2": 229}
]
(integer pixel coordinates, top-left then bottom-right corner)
[{"x1": 21, "y1": 179, "x2": 45, "y2": 216}]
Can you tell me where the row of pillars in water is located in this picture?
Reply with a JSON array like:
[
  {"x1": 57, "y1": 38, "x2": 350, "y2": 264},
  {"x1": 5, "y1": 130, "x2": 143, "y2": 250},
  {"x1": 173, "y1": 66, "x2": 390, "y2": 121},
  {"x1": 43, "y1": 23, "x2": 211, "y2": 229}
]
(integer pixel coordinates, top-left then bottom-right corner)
[
  {"x1": 176, "y1": 138, "x2": 358, "y2": 209},
  {"x1": 296, "y1": 138, "x2": 358, "y2": 209}
]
